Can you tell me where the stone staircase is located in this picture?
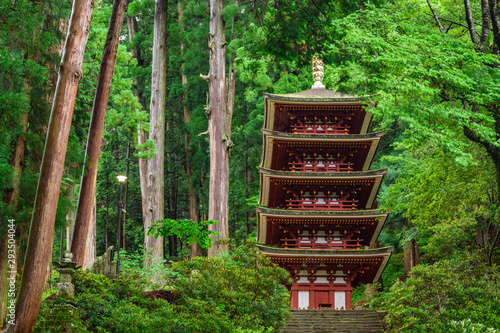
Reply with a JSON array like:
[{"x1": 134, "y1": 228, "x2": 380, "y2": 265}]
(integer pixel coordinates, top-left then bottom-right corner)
[{"x1": 282, "y1": 310, "x2": 386, "y2": 333}]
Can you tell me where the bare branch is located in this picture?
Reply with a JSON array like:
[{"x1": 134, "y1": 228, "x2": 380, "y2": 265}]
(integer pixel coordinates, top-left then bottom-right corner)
[
  {"x1": 426, "y1": 0, "x2": 446, "y2": 32},
  {"x1": 437, "y1": 17, "x2": 470, "y2": 29}
]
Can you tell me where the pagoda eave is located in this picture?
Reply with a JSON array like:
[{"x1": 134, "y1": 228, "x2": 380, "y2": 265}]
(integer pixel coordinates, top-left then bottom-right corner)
[
  {"x1": 263, "y1": 94, "x2": 375, "y2": 134},
  {"x1": 256, "y1": 208, "x2": 389, "y2": 248},
  {"x1": 261, "y1": 130, "x2": 384, "y2": 172},
  {"x1": 259, "y1": 168, "x2": 386, "y2": 210},
  {"x1": 257, "y1": 245, "x2": 393, "y2": 285}
]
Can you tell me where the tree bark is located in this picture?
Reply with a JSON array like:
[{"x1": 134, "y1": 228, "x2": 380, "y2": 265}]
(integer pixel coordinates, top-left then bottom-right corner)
[
  {"x1": 144, "y1": 0, "x2": 167, "y2": 265},
  {"x1": 71, "y1": 0, "x2": 127, "y2": 266},
  {"x1": 66, "y1": 184, "x2": 76, "y2": 251},
  {"x1": 123, "y1": 143, "x2": 130, "y2": 250},
  {"x1": 207, "y1": 0, "x2": 231, "y2": 256},
  {"x1": 7, "y1": 0, "x2": 95, "y2": 331},
  {"x1": 138, "y1": 131, "x2": 148, "y2": 223},
  {"x1": 489, "y1": 0, "x2": 500, "y2": 53},
  {"x1": 480, "y1": 0, "x2": 491, "y2": 47},
  {"x1": 82, "y1": 197, "x2": 96, "y2": 270},
  {"x1": 403, "y1": 239, "x2": 420, "y2": 277},
  {"x1": 126, "y1": 12, "x2": 148, "y2": 223}
]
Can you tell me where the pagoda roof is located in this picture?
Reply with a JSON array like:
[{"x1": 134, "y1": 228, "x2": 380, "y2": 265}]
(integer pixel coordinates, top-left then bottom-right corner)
[
  {"x1": 263, "y1": 93, "x2": 375, "y2": 134},
  {"x1": 256, "y1": 207, "x2": 389, "y2": 248},
  {"x1": 257, "y1": 245, "x2": 393, "y2": 285},
  {"x1": 259, "y1": 168, "x2": 386, "y2": 210},
  {"x1": 264, "y1": 87, "x2": 375, "y2": 102},
  {"x1": 260, "y1": 130, "x2": 384, "y2": 172}
]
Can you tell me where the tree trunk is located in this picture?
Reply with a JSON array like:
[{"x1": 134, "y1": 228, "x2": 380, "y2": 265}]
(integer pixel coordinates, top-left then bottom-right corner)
[
  {"x1": 207, "y1": 0, "x2": 230, "y2": 257},
  {"x1": 105, "y1": 178, "x2": 110, "y2": 251},
  {"x1": 404, "y1": 239, "x2": 420, "y2": 277},
  {"x1": 69, "y1": 193, "x2": 96, "y2": 270},
  {"x1": 123, "y1": 143, "x2": 130, "y2": 250},
  {"x1": 6, "y1": 0, "x2": 95, "y2": 331},
  {"x1": 126, "y1": 12, "x2": 148, "y2": 224},
  {"x1": 71, "y1": 0, "x2": 127, "y2": 266},
  {"x1": 138, "y1": 130, "x2": 148, "y2": 224},
  {"x1": 82, "y1": 197, "x2": 96, "y2": 270},
  {"x1": 66, "y1": 184, "x2": 76, "y2": 251},
  {"x1": 144, "y1": 0, "x2": 167, "y2": 265}
]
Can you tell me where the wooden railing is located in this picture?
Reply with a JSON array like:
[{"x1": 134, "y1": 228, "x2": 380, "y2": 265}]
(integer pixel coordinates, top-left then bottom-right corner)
[
  {"x1": 286, "y1": 197, "x2": 358, "y2": 210},
  {"x1": 288, "y1": 161, "x2": 354, "y2": 172},
  {"x1": 281, "y1": 237, "x2": 363, "y2": 250},
  {"x1": 290, "y1": 123, "x2": 350, "y2": 135}
]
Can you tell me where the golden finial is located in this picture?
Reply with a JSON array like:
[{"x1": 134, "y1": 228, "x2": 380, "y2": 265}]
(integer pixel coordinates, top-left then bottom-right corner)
[{"x1": 312, "y1": 55, "x2": 325, "y2": 89}]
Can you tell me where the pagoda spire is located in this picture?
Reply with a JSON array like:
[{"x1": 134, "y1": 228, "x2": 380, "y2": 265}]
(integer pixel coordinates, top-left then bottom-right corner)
[{"x1": 312, "y1": 55, "x2": 325, "y2": 89}]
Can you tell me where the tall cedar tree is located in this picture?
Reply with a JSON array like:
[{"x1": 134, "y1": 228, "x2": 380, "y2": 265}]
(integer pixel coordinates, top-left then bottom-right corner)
[
  {"x1": 144, "y1": 0, "x2": 167, "y2": 265},
  {"x1": 207, "y1": 0, "x2": 231, "y2": 256},
  {"x1": 4, "y1": 0, "x2": 95, "y2": 331},
  {"x1": 71, "y1": 0, "x2": 127, "y2": 267}
]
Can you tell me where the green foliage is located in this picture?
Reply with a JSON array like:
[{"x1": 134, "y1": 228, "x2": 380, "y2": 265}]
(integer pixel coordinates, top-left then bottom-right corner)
[
  {"x1": 172, "y1": 240, "x2": 292, "y2": 330},
  {"x1": 382, "y1": 253, "x2": 500, "y2": 332},
  {"x1": 380, "y1": 139, "x2": 496, "y2": 262},
  {"x1": 258, "y1": 0, "x2": 385, "y2": 63},
  {"x1": 148, "y1": 219, "x2": 219, "y2": 250},
  {"x1": 118, "y1": 249, "x2": 179, "y2": 288},
  {"x1": 0, "y1": 0, "x2": 72, "y2": 260},
  {"x1": 328, "y1": 2, "x2": 500, "y2": 165},
  {"x1": 37, "y1": 242, "x2": 290, "y2": 332}
]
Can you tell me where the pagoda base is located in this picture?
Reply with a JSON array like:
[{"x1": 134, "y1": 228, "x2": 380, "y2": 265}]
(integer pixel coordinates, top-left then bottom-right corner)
[{"x1": 291, "y1": 284, "x2": 352, "y2": 310}]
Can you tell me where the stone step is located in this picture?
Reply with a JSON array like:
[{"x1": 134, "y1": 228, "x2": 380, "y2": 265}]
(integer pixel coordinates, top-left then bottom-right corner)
[{"x1": 282, "y1": 310, "x2": 385, "y2": 333}]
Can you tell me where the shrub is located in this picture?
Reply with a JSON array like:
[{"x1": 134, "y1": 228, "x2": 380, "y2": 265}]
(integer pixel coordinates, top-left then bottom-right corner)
[
  {"x1": 39, "y1": 241, "x2": 291, "y2": 332},
  {"x1": 172, "y1": 240, "x2": 292, "y2": 330},
  {"x1": 382, "y1": 253, "x2": 500, "y2": 332}
]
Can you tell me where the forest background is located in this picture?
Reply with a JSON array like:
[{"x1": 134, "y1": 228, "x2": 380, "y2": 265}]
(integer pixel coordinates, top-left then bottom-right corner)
[{"x1": 0, "y1": 0, "x2": 500, "y2": 331}]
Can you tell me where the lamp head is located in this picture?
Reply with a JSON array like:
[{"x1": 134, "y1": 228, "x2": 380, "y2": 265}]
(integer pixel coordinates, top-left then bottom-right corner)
[{"x1": 116, "y1": 175, "x2": 127, "y2": 183}]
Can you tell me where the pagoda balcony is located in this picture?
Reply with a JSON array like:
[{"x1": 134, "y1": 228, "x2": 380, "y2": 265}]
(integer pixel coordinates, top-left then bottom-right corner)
[
  {"x1": 281, "y1": 237, "x2": 364, "y2": 250},
  {"x1": 288, "y1": 160, "x2": 354, "y2": 172},
  {"x1": 285, "y1": 197, "x2": 358, "y2": 210},
  {"x1": 290, "y1": 120, "x2": 350, "y2": 135}
]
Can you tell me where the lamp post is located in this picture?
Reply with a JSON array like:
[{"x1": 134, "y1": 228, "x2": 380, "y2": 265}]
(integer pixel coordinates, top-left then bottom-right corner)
[{"x1": 116, "y1": 175, "x2": 127, "y2": 275}]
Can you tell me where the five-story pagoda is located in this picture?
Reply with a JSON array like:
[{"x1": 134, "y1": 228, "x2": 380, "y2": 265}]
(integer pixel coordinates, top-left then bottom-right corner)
[{"x1": 256, "y1": 57, "x2": 393, "y2": 310}]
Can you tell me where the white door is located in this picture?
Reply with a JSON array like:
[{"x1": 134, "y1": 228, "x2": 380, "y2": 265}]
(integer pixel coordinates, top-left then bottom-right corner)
[
  {"x1": 335, "y1": 291, "x2": 346, "y2": 310},
  {"x1": 298, "y1": 291, "x2": 310, "y2": 309}
]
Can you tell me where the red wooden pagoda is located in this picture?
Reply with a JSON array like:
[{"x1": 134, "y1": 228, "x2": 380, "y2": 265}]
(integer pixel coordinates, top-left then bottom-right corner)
[{"x1": 257, "y1": 57, "x2": 392, "y2": 310}]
